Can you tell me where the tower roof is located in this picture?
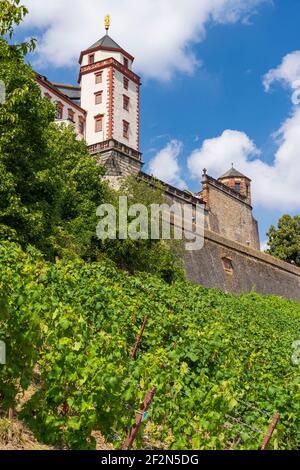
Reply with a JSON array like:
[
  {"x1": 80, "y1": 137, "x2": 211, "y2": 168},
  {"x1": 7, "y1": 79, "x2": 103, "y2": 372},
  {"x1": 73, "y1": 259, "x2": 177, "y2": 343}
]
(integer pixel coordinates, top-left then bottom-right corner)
[
  {"x1": 79, "y1": 33, "x2": 134, "y2": 64},
  {"x1": 219, "y1": 167, "x2": 251, "y2": 181},
  {"x1": 87, "y1": 34, "x2": 122, "y2": 51}
]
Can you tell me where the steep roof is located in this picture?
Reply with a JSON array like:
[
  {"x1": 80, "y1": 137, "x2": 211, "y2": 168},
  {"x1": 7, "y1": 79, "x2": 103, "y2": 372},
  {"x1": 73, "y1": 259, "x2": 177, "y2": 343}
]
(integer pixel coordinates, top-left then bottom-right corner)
[
  {"x1": 35, "y1": 73, "x2": 86, "y2": 114},
  {"x1": 87, "y1": 34, "x2": 122, "y2": 51},
  {"x1": 53, "y1": 83, "x2": 81, "y2": 104},
  {"x1": 79, "y1": 33, "x2": 134, "y2": 64},
  {"x1": 219, "y1": 167, "x2": 251, "y2": 180}
]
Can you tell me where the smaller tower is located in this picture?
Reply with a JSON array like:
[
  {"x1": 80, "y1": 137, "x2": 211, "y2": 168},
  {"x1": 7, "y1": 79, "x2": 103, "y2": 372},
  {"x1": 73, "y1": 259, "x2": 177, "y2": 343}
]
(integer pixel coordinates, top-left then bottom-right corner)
[
  {"x1": 218, "y1": 166, "x2": 252, "y2": 206},
  {"x1": 199, "y1": 167, "x2": 259, "y2": 249}
]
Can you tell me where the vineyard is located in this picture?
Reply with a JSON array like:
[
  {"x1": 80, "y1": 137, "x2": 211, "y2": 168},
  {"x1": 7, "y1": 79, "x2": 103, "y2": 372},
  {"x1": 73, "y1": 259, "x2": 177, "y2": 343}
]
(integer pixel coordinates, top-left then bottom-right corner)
[{"x1": 1, "y1": 240, "x2": 300, "y2": 450}]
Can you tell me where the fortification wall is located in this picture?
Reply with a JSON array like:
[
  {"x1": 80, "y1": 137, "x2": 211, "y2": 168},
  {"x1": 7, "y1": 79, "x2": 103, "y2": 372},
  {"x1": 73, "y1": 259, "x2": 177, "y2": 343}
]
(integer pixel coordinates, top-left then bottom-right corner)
[
  {"x1": 101, "y1": 169, "x2": 300, "y2": 303},
  {"x1": 204, "y1": 178, "x2": 260, "y2": 250},
  {"x1": 185, "y1": 230, "x2": 300, "y2": 303}
]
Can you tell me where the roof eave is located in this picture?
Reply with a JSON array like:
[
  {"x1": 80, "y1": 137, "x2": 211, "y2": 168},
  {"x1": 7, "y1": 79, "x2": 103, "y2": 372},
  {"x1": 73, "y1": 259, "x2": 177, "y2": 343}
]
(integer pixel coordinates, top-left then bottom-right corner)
[
  {"x1": 35, "y1": 73, "x2": 86, "y2": 115},
  {"x1": 79, "y1": 45, "x2": 134, "y2": 65}
]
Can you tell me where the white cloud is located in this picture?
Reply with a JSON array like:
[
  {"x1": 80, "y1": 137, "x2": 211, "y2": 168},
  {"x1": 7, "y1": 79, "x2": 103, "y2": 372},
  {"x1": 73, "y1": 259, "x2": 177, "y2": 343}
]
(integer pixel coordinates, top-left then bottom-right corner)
[
  {"x1": 148, "y1": 140, "x2": 186, "y2": 189},
  {"x1": 188, "y1": 130, "x2": 260, "y2": 177},
  {"x1": 187, "y1": 107, "x2": 300, "y2": 211},
  {"x1": 263, "y1": 51, "x2": 300, "y2": 91},
  {"x1": 20, "y1": 0, "x2": 268, "y2": 80},
  {"x1": 187, "y1": 52, "x2": 300, "y2": 211}
]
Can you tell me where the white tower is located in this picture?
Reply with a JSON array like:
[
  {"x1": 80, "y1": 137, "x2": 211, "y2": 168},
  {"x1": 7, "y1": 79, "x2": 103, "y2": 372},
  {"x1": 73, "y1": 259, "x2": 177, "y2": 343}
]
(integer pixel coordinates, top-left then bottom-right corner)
[{"x1": 79, "y1": 16, "x2": 143, "y2": 176}]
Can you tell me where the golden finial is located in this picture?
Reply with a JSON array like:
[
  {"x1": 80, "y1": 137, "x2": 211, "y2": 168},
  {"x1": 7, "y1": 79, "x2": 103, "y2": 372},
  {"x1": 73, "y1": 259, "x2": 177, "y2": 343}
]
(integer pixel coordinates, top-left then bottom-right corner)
[{"x1": 104, "y1": 15, "x2": 111, "y2": 34}]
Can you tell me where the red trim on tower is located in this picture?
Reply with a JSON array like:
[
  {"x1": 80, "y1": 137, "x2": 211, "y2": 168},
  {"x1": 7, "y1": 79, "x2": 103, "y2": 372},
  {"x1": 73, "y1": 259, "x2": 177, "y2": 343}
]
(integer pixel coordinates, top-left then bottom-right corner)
[
  {"x1": 106, "y1": 66, "x2": 114, "y2": 140},
  {"x1": 136, "y1": 83, "x2": 140, "y2": 152},
  {"x1": 79, "y1": 45, "x2": 134, "y2": 65},
  {"x1": 78, "y1": 57, "x2": 141, "y2": 85}
]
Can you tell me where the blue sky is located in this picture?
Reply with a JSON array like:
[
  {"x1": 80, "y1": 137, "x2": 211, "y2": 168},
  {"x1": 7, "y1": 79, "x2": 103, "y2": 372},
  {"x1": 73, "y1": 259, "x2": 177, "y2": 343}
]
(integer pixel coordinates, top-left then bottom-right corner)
[
  {"x1": 142, "y1": 0, "x2": 300, "y2": 244},
  {"x1": 16, "y1": 0, "x2": 300, "y2": 247}
]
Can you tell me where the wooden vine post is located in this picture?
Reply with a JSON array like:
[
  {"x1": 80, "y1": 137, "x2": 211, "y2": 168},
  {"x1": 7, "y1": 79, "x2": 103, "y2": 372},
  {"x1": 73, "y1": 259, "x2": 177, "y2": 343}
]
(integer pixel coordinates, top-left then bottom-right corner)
[
  {"x1": 131, "y1": 316, "x2": 148, "y2": 360},
  {"x1": 8, "y1": 408, "x2": 14, "y2": 441},
  {"x1": 261, "y1": 413, "x2": 280, "y2": 450},
  {"x1": 122, "y1": 387, "x2": 157, "y2": 450}
]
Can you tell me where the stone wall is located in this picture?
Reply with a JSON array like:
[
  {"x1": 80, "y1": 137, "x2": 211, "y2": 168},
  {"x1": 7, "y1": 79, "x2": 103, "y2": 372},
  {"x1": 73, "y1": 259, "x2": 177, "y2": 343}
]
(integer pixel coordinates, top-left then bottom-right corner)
[
  {"x1": 203, "y1": 176, "x2": 260, "y2": 250},
  {"x1": 99, "y1": 150, "x2": 142, "y2": 176},
  {"x1": 95, "y1": 166, "x2": 300, "y2": 303},
  {"x1": 90, "y1": 140, "x2": 143, "y2": 177},
  {"x1": 185, "y1": 229, "x2": 300, "y2": 303}
]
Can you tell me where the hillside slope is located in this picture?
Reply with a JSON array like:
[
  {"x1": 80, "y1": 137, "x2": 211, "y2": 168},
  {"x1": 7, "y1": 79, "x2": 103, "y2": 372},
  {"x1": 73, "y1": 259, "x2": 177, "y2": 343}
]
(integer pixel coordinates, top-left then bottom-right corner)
[{"x1": 1, "y1": 241, "x2": 300, "y2": 450}]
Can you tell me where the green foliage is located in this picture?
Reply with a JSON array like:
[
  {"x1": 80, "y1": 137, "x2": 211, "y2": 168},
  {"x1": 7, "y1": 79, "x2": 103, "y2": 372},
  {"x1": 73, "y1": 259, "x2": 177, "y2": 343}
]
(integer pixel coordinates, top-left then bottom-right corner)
[
  {"x1": 267, "y1": 215, "x2": 300, "y2": 267},
  {"x1": 1, "y1": 241, "x2": 300, "y2": 450},
  {"x1": 34, "y1": 125, "x2": 110, "y2": 261},
  {"x1": 0, "y1": 0, "x2": 35, "y2": 55},
  {"x1": 1, "y1": 3, "x2": 300, "y2": 450},
  {"x1": 0, "y1": 4, "x2": 110, "y2": 261},
  {"x1": 102, "y1": 176, "x2": 185, "y2": 283},
  {"x1": 0, "y1": 5, "x2": 179, "y2": 277},
  {"x1": 0, "y1": 242, "x2": 43, "y2": 409}
]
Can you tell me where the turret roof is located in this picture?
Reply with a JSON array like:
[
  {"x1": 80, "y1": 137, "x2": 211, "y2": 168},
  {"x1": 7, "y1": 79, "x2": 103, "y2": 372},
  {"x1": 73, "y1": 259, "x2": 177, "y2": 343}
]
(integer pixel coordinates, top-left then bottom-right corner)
[
  {"x1": 87, "y1": 34, "x2": 122, "y2": 51},
  {"x1": 80, "y1": 33, "x2": 134, "y2": 63},
  {"x1": 219, "y1": 167, "x2": 251, "y2": 180}
]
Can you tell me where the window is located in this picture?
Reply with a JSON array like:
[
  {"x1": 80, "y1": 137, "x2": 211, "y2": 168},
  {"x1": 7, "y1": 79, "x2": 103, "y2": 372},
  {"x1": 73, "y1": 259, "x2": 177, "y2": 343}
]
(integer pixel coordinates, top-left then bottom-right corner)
[
  {"x1": 123, "y1": 95, "x2": 130, "y2": 111},
  {"x1": 95, "y1": 91, "x2": 103, "y2": 105},
  {"x1": 123, "y1": 120, "x2": 129, "y2": 139},
  {"x1": 68, "y1": 108, "x2": 75, "y2": 122},
  {"x1": 89, "y1": 54, "x2": 95, "y2": 64},
  {"x1": 123, "y1": 76, "x2": 129, "y2": 90},
  {"x1": 56, "y1": 102, "x2": 64, "y2": 120},
  {"x1": 95, "y1": 72, "x2": 103, "y2": 84},
  {"x1": 78, "y1": 117, "x2": 85, "y2": 135},
  {"x1": 44, "y1": 93, "x2": 52, "y2": 101},
  {"x1": 222, "y1": 257, "x2": 233, "y2": 273},
  {"x1": 235, "y1": 182, "x2": 241, "y2": 193},
  {"x1": 95, "y1": 115, "x2": 103, "y2": 132},
  {"x1": 124, "y1": 57, "x2": 129, "y2": 69}
]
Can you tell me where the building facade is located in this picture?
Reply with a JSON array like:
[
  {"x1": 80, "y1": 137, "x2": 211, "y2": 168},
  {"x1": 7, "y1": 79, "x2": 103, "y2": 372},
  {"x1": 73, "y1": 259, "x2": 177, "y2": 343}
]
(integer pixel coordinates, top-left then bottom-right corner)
[
  {"x1": 35, "y1": 25, "x2": 300, "y2": 303},
  {"x1": 36, "y1": 73, "x2": 86, "y2": 139}
]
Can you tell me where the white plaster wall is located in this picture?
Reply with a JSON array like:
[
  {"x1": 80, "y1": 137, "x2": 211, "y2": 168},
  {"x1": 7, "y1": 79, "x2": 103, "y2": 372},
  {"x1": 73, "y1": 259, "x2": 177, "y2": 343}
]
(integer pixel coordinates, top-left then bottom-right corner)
[
  {"x1": 38, "y1": 82, "x2": 86, "y2": 138},
  {"x1": 81, "y1": 50, "x2": 133, "y2": 69},
  {"x1": 80, "y1": 68, "x2": 109, "y2": 146},
  {"x1": 113, "y1": 69, "x2": 139, "y2": 151}
]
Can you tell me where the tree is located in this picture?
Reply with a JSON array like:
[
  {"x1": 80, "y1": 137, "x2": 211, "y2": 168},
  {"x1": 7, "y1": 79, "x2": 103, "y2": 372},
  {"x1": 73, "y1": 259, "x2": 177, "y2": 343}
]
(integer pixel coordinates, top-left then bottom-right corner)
[
  {"x1": 101, "y1": 175, "x2": 184, "y2": 282},
  {"x1": 44, "y1": 125, "x2": 110, "y2": 260},
  {"x1": 267, "y1": 215, "x2": 300, "y2": 267},
  {"x1": 0, "y1": 0, "x2": 110, "y2": 260},
  {"x1": 0, "y1": 1, "x2": 183, "y2": 280},
  {"x1": 0, "y1": 0, "x2": 35, "y2": 54}
]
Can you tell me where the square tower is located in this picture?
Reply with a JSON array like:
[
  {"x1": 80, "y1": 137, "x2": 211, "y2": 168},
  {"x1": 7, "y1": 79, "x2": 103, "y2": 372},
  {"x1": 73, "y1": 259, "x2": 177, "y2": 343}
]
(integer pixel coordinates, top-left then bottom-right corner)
[{"x1": 79, "y1": 25, "x2": 143, "y2": 176}]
